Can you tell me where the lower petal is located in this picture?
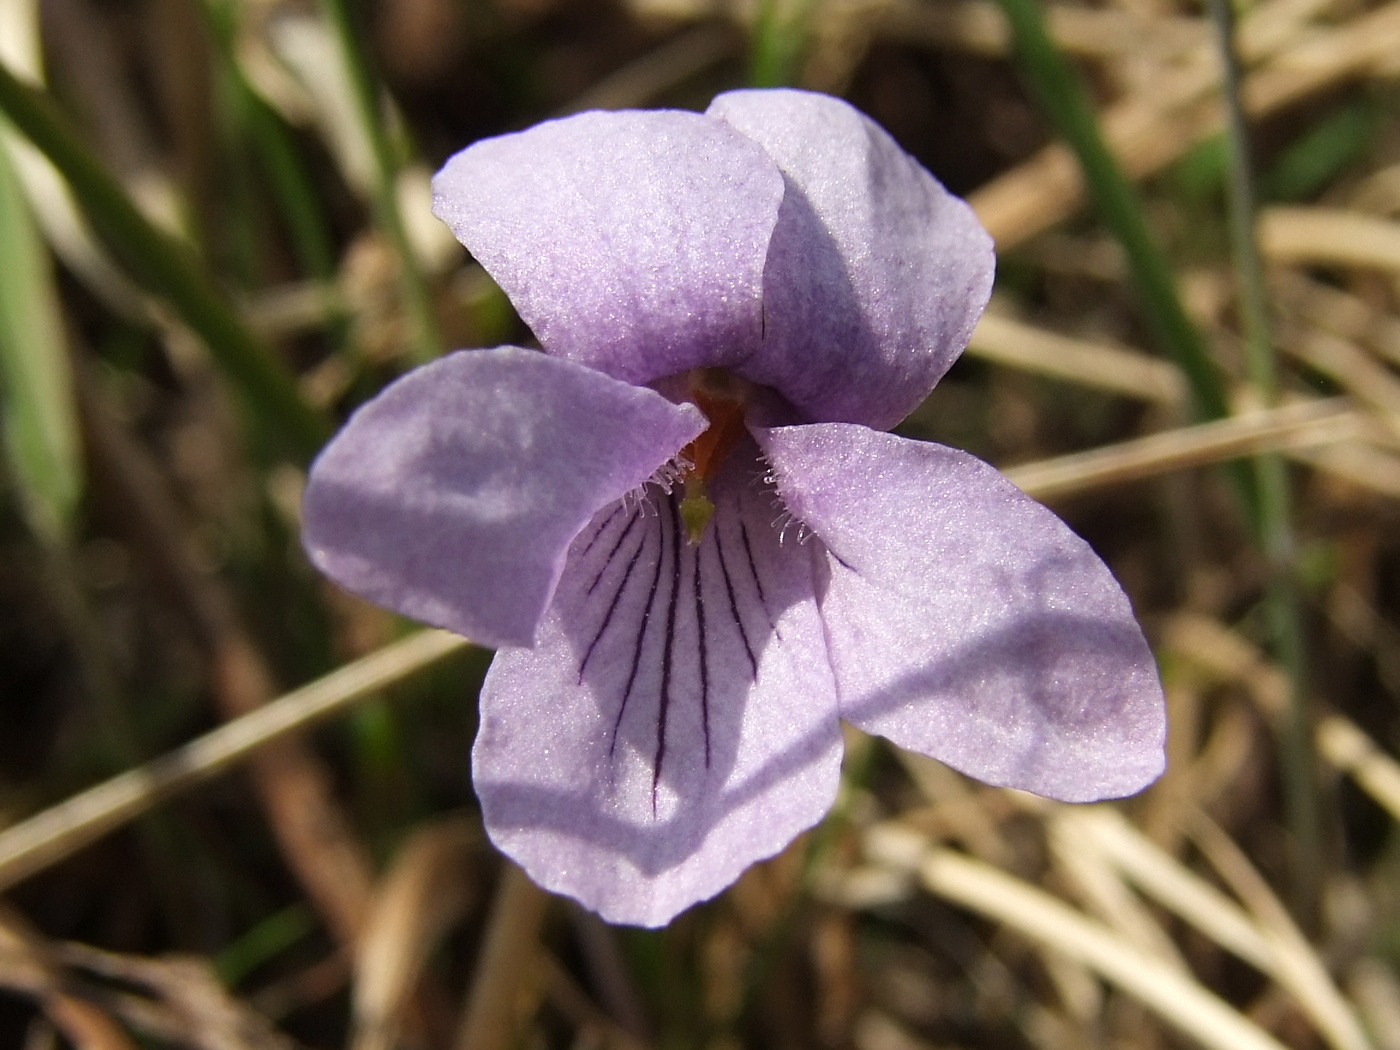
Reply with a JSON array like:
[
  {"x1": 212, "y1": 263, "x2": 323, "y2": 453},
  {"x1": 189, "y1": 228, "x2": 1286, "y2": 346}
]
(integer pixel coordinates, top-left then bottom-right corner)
[
  {"x1": 756, "y1": 423, "x2": 1165, "y2": 802},
  {"x1": 473, "y1": 447, "x2": 842, "y2": 926}
]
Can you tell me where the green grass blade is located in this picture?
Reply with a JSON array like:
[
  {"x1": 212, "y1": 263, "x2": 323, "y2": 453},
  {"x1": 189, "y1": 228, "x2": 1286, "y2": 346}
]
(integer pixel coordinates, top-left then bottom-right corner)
[
  {"x1": 1262, "y1": 101, "x2": 1379, "y2": 203},
  {"x1": 990, "y1": 0, "x2": 1230, "y2": 427},
  {"x1": 1205, "y1": 0, "x2": 1317, "y2": 916},
  {"x1": 0, "y1": 60, "x2": 329, "y2": 461},
  {"x1": 0, "y1": 132, "x2": 81, "y2": 542},
  {"x1": 204, "y1": 0, "x2": 339, "y2": 283},
  {"x1": 315, "y1": 0, "x2": 443, "y2": 363},
  {"x1": 749, "y1": 0, "x2": 815, "y2": 87},
  {"x1": 214, "y1": 904, "x2": 316, "y2": 987}
]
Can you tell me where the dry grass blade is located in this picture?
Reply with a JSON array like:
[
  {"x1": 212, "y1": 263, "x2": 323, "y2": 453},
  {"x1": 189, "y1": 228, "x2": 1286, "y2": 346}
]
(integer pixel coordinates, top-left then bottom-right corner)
[
  {"x1": 874, "y1": 838, "x2": 1292, "y2": 1050},
  {"x1": 1281, "y1": 272, "x2": 1400, "y2": 370},
  {"x1": 1166, "y1": 614, "x2": 1292, "y2": 718},
  {"x1": 1064, "y1": 809, "x2": 1374, "y2": 1050},
  {"x1": 1316, "y1": 720, "x2": 1400, "y2": 824},
  {"x1": 455, "y1": 864, "x2": 551, "y2": 1050},
  {"x1": 538, "y1": 953, "x2": 653, "y2": 1050},
  {"x1": 1291, "y1": 442, "x2": 1400, "y2": 499},
  {"x1": 1047, "y1": 815, "x2": 1187, "y2": 970},
  {"x1": 1349, "y1": 960, "x2": 1400, "y2": 1050},
  {"x1": 878, "y1": 0, "x2": 1210, "y2": 59},
  {"x1": 1287, "y1": 330, "x2": 1400, "y2": 425},
  {"x1": 1167, "y1": 615, "x2": 1400, "y2": 823},
  {"x1": 968, "y1": 312, "x2": 1188, "y2": 406},
  {"x1": 1004, "y1": 397, "x2": 1359, "y2": 499},
  {"x1": 856, "y1": 828, "x2": 1293, "y2": 1050},
  {"x1": 75, "y1": 357, "x2": 373, "y2": 947},
  {"x1": 0, "y1": 629, "x2": 469, "y2": 893},
  {"x1": 1074, "y1": 808, "x2": 1273, "y2": 952},
  {"x1": 558, "y1": 24, "x2": 737, "y2": 113},
  {"x1": 56, "y1": 942, "x2": 301, "y2": 1050},
  {"x1": 1181, "y1": 809, "x2": 1374, "y2": 1045},
  {"x1": 970, "y1": 0, "x2": 1400, "y2": 248},
  {"x1": 351, "y1": 816, "x2": 481, "y2": 1050},
  {"x1": 851, "y1": 1009, "x2": 945, "y2": 1050},
  {"x1": 0, "y1": 909, "x2": 140, "y2": 1050},
  {"x1": 1261, "y1": 208, "x2": 1400, "y2": 274},
  {"x1": 262, "y1": 10, "x2": 374, "y2": 198}
]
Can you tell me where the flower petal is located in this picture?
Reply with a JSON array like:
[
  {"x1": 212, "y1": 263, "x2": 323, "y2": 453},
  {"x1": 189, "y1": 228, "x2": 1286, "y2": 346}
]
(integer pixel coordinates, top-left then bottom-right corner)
[
  {"x1": 708, "y1": 89, "x2": 995, "y2": 429},
  {"x1": 473, "y1": 444, "x2": 842, "y2": 926},
  {"x1": 432, "y1": 110, "x2": 784, "y2": 385},
  {"x1": 302, "y1": 348, "x2": 704, "y2": 649},
  {"x1": 756, "y1": 423, "x2": 1165, "y2": 801}
]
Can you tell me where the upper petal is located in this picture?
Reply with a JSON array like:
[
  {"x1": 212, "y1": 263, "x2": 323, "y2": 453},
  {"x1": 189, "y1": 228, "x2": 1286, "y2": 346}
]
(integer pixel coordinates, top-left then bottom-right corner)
[
  {"x1": 432, "y1": 110, "x2": 784, "y2": 384},
  {"x1": 473, "y1": 443, "x2": 842, "y2": 926},
  {"x1": 302, "y1": 347, "x2": 704, "y2": 649},
  {"x1": 755, "y1": 423, "x2": 1165, "y2": 802},
  {"x1": 708, "y1": 89, "x2": 995, "y2": 430}
]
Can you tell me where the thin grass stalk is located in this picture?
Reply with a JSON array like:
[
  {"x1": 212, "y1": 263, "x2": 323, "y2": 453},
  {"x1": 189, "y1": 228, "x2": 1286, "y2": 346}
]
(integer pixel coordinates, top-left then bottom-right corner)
[
  {"x1": 455, "y1": 864, "x2": 550, "y2": 1050},
  {"x1": 0, "y1": 629, "x2": 471, "y2": 893},
  {"x1": 225, "y1": 67, "x2": 357, "y2": 360},
  {"x1": 0, "y1": 60, "x2": 328, "y2": 459},
  {"x1": 748, "y1": 0, "x2": 816, "y2": 87},
  {"x1": 911, "y1": 847, "x2": 1291, "y2": 1050},
  {"x1": 203, "y1": 1, "x2": 339, "y2": 283},
  {"x1": 1206, "y1": 0, "x2": 1317, "y2": 915},
  {"x1": 314, "y1": 0, "x2": 443, "y2": 364},
  {"x1": 989, "y1": 0, "x2": 1232, "y2": 425},
  {"x1": 734, "y1": 736, "x2": 877, "y2": 1034},
  {"x1": 234, "y1": 73, "x2": 339, "y2": 283}
]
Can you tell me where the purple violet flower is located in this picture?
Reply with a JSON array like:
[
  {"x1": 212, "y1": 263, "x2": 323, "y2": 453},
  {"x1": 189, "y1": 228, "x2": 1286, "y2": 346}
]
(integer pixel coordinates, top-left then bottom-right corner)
[{"x1": 301, "y1": 88, "x2": 1165, "y2": 927}]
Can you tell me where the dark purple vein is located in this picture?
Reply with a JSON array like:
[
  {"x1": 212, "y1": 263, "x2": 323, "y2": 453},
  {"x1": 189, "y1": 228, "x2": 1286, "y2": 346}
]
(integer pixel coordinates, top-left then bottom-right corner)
[
  {"x1": 740, "y1": 516, "x2": 781, "y2": 641},
  {"x1": 713, "y1": 518, "x2": 757, "y2": 678},
  {"x1": 695, "y1": 530, "x2": 711, "y2": 769},
  {"x1": 585, "y1": 507, "x2": 643, "y2": 597},
  {"x1": 579, "y1": 513, "x2": 648, "y2": 683},
  {"x1": 578, "y1": 503, "x2": 625, "y2": 559},
  {"x1": 653, "y1": 494, "x2": 683, "y2": 814},
  {"x1": 739, "y1": 519, "x2": 767, "y2": 607},
  {"x1": 610, "y1": 498, "x2": 666, "y2": 758}
]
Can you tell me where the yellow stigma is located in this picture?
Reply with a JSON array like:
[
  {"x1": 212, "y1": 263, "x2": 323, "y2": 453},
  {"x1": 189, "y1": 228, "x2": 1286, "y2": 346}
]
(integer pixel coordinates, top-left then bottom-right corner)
[
  {"x1": 678, "y1": 474, "x2": 716, "y2": 545},
  {"x1": 675, "y1": 369, "x2": 751, "y2": 545}
]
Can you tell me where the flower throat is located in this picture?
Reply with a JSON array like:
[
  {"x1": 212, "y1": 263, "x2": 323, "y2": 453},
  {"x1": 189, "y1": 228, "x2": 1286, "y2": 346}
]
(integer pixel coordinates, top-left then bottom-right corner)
[{"x1": 678, "y1": 368, "x2": 750, "y2": 545}]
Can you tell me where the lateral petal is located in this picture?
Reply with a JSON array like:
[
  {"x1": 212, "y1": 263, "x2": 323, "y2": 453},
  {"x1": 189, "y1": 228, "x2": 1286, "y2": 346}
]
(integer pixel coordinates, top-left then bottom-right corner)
[
  {"x1": 708, "y1": 89, "x2": 994, "y2": 429},
  {"x1": 473, "y1": 445, "x2": 842, "y2": 926},
  {"x1": 302, "y1": 348, "x2": 704, "y2": 649},
  {"x1": 432, "y1": 110, "x2": 783, "y2": 384},
  {"x1": 756, "y1": 423, "x2": 1165, "y2": 802}
]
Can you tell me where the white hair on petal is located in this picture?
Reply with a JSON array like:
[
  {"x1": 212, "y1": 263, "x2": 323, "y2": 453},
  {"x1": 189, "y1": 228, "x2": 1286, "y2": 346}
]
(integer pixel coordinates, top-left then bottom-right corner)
[{"x1": 645, "y1": 451, "x2": 692, "y2": 495}]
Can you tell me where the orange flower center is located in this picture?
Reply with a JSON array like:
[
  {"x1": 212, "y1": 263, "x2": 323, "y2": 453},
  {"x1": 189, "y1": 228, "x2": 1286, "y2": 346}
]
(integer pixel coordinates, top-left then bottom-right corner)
[{"x1": 677, "y1": 369, "x2": 751, "y2": 544}]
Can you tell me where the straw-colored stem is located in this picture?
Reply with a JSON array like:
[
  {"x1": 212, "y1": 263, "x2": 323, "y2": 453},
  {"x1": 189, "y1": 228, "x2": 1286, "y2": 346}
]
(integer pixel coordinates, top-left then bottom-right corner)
[
  {"x1": 914, "y1": 848, "x2": 1290, "y2": 1050},
  {"x1": 455, "y1": 864, "x2": 550, "y2": 1050},
  {"x1": 1004, "y1": 397, "x2": 1358, "y2": 500},
  {"x1": 0, "y1": 629, "x2": 470, "y2": 893}
]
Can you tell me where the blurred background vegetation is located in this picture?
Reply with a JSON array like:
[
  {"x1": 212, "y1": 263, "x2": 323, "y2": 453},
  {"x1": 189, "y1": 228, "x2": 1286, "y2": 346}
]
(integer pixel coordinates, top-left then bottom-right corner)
[{"x1": 0, "y1": 0, "x2": 1399, "y2": 1046}]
